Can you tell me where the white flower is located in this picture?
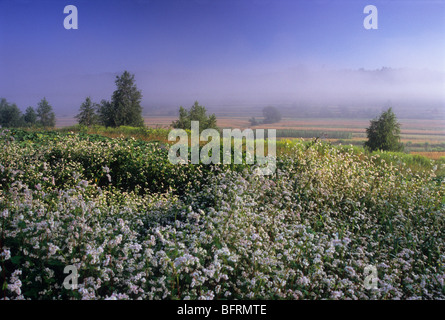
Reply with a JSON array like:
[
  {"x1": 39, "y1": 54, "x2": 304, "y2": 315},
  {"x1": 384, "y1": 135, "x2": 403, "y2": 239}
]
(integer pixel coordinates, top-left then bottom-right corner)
[
  {"x1": 48, "y1": 243, "x2": 59, "y2": 256},
  {"x1": 331, "y1": 291, "x2": 343, "y2": 300},
  {"x1": 1, "y1": 248, "x2": 11, "y2": 260}
]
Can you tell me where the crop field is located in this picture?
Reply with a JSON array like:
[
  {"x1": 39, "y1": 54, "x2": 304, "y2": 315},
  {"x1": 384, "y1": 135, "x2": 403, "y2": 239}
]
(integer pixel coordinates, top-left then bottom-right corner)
[
  {"x1": 57, "y1": 115, "x2": 445, "y2": 155},
  {"x1": 1, "y1": 128, "x2": 444, "y2": 300},
  {"x1": 411, "y1": 152, "x2": 445, "y2": 160},
  {"x1": 140, "y1": 115, "x2": 445, "y2": 153}
]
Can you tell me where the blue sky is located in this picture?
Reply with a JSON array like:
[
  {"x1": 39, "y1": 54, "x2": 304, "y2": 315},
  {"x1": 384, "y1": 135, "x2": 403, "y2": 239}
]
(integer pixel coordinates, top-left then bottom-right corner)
[{"x1": 0, "y1": 0, "x2": 444, "y2": 114}]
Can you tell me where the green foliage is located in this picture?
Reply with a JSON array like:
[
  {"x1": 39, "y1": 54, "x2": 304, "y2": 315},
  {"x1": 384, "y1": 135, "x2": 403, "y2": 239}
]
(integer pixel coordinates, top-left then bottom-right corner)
[
  {"x1": 0, "y1": 98, "x2": 24, "y2": 127},
  {"x1": 97, "y1": 99, "x2": 115, "y2": 127},
  {"x1": 76, "y1": 97, "x2": 99, "y2": 127},
  {"x1": 262, "y1": 106, "x2": 282, "y2": 124},
  {"x1": 276, "y1": 129, "x2": 352, "y2": 139},
  {"x1": 58, "y1": 124, "x2": 170, "y2": 142},
  {"x1": 364, "y1": 107, "x2": 403, "y2": 152},
  {"x1": 23, "y1": 106, "x2": 37, "y2": 126},
  {"x1": 1, "y1": 130, "x2": 444, "y2": 300},
  {"x1": 172, "y1": 101, "x2": 218, "y2": 133},
  {"x1": 98, "y1": 71, "x2": 144, "y2": 128},
  {"x1": 36, "y1": 97, "x2": 56, "y2": 127}
]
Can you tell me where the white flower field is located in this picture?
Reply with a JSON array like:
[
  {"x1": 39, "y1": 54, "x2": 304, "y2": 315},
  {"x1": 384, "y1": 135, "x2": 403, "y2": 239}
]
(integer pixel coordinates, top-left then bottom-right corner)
[{"x1": 0, "y1": 129, "x2": 444, "y2": 300}]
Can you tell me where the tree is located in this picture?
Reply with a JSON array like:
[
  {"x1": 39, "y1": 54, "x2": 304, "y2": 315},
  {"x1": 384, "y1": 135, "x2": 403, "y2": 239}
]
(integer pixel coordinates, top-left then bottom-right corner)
[
  {"x1": 111, "y1": 71, "x2": 144, "y2": 127},
  {"x1": 76, "y1": 97, "x2": 98, "y2": 126},
  {"x1": 364, "y1": 107, "x2": 403, "y2": 152},
  {"x1": 36, "y1": 97, "x2": 56, "y2": 127},
  {"x1": 23, "y1": 106, "x2": 37, "y2": 126},
  {"x1": 171, "y1": 101, "x2": 218, "y2": 133},
  {"x1": 249, "y1": 117, "x2": 259, "y2": 126},
  {"x1": 97, "y1": 99, "x2": 115, "y2": 127},
  {"x1": 0, "y1": 98, "x2": 24, "y2": 127},
  {"x1": 262, "y1": 106, "x2": 281, "y2": 124}
]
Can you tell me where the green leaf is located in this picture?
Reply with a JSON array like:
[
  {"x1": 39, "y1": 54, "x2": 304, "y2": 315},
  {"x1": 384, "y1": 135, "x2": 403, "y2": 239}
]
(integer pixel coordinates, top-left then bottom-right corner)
[
  {"x1": 18, "y1": 221, "x2": 26, "y2": 228},
  {"x1": 11, "y1": 255, "x2": 22, "y2": 265}
]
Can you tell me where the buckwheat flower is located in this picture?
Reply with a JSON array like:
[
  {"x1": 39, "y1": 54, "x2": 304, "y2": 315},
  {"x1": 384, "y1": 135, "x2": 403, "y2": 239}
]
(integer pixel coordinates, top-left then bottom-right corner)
[
  {"x1": 129, "y1": 283, "x2": 139, "y2": 294},
  {"x1": 114, "y1": 234, "x2": 123, "y2": 245},
  {"x1": 251, "y1": 233, "x2": 260, "y2": 241},
  {"x1": 48, "y1": 243, "x2": 59, "y2": 256},
  {"x1": 79, "y1": 180, "x2": 88, "y2": 188},
  {"x1": 129, "y1": 243, "x2": 142, "y2": 253},
  {"x1": 331, "y1": 291, "x2": 343, "y2": 300},
  {"x1": 345, "y1": 266, "x2": 356, "y2": 277},
  {"x1": 8, "y1": 270, "x2": 23, "y2": 296},
  {"x1": 1, "y1": 209, "x2": 8, "y2": 218},
  {"x1": 1, "y1": 248, "x2": 11, "y2": 260},
  {"x1": 298, "y1": 276, "x2": 310, "y2": 286},
  {"x1": 45, "y1": 268, "x2": 55, "y2": 278}
]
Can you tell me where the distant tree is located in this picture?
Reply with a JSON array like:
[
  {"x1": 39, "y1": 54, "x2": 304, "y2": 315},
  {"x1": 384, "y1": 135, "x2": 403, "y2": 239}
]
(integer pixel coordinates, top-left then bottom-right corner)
[
  {"x1": 364, "y1": 107, "x2": 403, "y2": 152},
  {"x1": 0, "y1": 98, "x2": 24, "y2": 127},
  {"x1": 171, "y1": 101, "x2": 218, "y2": 133},
  {"x1": 36, "y1": 98, "x2": 56, "y2": 127},
  {"x1": 23, "y1": 106, "x2": 37, "y2": 126},
  {"x1": 97, "y1": 99, "x2": 115, "y2": 127},
  {"x1": 249, "y1": 117, "x2": 259, "y2": 126},
  {"x1": 262, "y1": 106, "x2": 282, "y2": 124},
  {"x1": 76, "y1": 97, "x2": 98, "y2": 126},
  {"x1": 111, "y1": 71, "x2": 144, "y2": 127}
]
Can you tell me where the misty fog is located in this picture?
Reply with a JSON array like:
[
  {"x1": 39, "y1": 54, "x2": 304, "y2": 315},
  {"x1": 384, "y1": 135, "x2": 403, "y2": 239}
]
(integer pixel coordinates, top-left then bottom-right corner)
[{"x1": 2, "y1": 65, "x2": 444, "y2": 119}]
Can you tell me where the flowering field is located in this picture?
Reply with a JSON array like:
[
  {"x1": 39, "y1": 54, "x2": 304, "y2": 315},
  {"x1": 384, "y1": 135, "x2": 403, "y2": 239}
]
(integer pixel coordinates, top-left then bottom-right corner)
[{"x1": 0, "y1": 129, "x2": 444, "y2": 300}]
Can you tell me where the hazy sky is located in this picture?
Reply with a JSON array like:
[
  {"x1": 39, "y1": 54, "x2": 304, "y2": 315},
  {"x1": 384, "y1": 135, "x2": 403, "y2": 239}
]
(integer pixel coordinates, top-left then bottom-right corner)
[{"x1": 0, "y1": 0, "x2": 444, "y2": 114}]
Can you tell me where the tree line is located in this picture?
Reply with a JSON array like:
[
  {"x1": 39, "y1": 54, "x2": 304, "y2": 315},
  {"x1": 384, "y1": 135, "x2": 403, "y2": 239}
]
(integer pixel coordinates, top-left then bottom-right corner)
[
  {"x1": 0, "y1": 70, "x2": 404, "y2": 153},
  {"x1": 0, "y1": 71, "x2": 145, "y2": 129},
  {"x1": 0, "y1": 97, "x2": 56, "y2": 128}
]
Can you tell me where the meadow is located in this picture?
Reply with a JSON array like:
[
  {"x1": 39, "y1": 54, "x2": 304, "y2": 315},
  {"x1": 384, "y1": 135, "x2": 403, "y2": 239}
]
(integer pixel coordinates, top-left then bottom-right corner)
[{"x1": 0, "y1": 128, "x2": 444, "y2": 300}]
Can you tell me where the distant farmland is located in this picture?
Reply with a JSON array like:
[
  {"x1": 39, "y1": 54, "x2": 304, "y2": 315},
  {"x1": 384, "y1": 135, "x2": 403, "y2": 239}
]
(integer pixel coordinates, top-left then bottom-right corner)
[{"x1": 56, "y1": 115, "x2": 445, "y2": 153}]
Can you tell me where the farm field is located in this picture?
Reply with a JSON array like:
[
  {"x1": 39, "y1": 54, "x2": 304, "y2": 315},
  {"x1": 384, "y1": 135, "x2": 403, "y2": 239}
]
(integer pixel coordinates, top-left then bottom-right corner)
[
  {"x1": 0, "y1": 129, "x2": 444, "y2": 300},
  {"x1": 56, "y1": 115, "x2": 445, "y2": 154},
  {"x1": 150, "y1": 116, "x2": 445, "y2": 153}
]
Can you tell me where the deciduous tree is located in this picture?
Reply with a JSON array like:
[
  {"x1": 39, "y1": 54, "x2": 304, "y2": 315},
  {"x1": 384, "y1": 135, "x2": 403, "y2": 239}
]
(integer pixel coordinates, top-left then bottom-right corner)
[
  {"x1": 364, "y1": 107, "x2": 403, "y2": 152},
  {"x1": 172, "y1": 101, "x2": 218, "y2": 133}
]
